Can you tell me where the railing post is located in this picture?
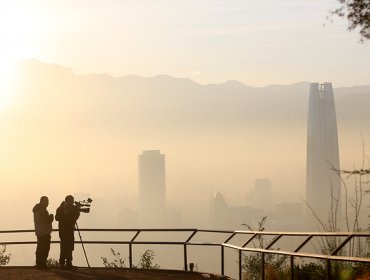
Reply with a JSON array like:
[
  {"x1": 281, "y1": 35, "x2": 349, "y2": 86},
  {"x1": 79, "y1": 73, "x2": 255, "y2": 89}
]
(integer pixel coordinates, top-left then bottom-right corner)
[
  {"x1": 184, "y1": 244, "x2": 188, "y2": 271},
  {"x1": 261, "y1": 252, "x2": 265, "y2": 280},
  {"x1": 129, "y1": 230, "x2": 141, "y2": 268},
  {"x1": 129, "y1": 243, "x2": 133, "y2": 268},
  {"x1": 221, "y1": 245, "x2": 225, "y2": 275},
  {"x1": 183, "y1": 229, "x2": 197, "y2": 271},
  {"x1": 239, "y1": 249, "x2": 242, "y2": 280},
  {"x1": 290, "y1": 255, "x2": 294, "y2": 280},
  {"x1": 327, "y1": 259, "x2": 331, "y2": 280}
]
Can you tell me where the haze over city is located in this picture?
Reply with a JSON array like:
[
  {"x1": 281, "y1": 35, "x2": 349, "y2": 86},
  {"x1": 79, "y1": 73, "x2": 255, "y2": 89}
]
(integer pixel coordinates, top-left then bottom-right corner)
[
  {"x1": 1, "y1": 59, "x2": 369, "y2": 229},
  {"x1": 0, "y1": 0, "x2": 369, "y2": 276}
]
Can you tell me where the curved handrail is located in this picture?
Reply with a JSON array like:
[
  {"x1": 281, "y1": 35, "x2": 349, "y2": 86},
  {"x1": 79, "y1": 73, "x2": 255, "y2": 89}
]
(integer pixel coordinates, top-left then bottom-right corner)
[{"x1": 1, "y1": 228, "x2": 370, "y2": 280}]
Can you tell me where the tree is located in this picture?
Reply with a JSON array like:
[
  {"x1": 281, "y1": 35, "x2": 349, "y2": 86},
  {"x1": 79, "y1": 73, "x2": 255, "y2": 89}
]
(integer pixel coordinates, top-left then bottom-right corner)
[
  {"x1": 241, "y1": 217, "x2": 288, "y2": 280},
  {"x1": 303, "y1": 143, "x2": 370, "y2": 279},
  {"x1": 332, "y1": 0, "x2": 370, "y2": 41},
  {"x1": 330, "y1": 141, "x2": 370, "y2": 258}
]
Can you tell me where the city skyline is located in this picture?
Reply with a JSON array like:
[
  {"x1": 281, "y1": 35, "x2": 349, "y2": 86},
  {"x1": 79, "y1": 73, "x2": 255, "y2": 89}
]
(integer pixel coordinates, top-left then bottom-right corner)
[
  {"x1": 1, "y1": 59, "x2": 368, "y2": 209},
  {"x1": 0, "y1": 1, "x2": 369, "y2": 276}
]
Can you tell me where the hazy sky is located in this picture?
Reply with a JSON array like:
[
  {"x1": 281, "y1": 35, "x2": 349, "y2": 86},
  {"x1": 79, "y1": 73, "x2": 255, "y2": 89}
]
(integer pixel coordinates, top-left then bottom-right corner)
[{"x1": 0, "y1": 0, "x2": 369, "y2": 87}]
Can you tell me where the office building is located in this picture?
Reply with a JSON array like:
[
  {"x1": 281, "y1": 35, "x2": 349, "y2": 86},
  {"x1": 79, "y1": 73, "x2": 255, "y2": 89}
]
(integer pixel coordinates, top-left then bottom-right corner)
[{"x1": 138, "y1": 150, "x2": 166, "y2": 224}]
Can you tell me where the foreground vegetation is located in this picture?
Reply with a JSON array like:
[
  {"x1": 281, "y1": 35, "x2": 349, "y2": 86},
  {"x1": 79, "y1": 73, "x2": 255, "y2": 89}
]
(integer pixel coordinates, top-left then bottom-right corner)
[
  {"x1": 102, "y1": 248, "x2": 160, "y2": 269},
  {"x1": 0, "y1": 245, "x2": 10, "y2": 266}
]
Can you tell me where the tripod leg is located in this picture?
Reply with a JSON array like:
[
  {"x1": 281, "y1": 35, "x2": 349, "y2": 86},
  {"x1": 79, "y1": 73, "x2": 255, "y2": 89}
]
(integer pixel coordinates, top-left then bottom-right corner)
[{"x1": 75, "y1": 222, "x2": 90, "y2": 268}]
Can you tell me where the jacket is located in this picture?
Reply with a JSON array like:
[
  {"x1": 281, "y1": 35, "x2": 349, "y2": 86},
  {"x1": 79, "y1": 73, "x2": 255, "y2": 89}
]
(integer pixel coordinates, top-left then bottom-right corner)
[
  {"x1": 55, "y1": 202, "x2": 80, "y2": 233},
  {"x1": 33, "y1": 203, "x2": 53, "y2": 236}
]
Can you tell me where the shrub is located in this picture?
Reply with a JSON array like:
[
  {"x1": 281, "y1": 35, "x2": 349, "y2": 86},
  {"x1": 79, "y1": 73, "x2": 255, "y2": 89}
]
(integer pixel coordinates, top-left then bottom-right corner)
[
  {"x1": 102, "y1": 248, "x2": 160, "y2": 269},
  {"x1": 0, "y1": 245, "x2": 10, "y2": 266}
]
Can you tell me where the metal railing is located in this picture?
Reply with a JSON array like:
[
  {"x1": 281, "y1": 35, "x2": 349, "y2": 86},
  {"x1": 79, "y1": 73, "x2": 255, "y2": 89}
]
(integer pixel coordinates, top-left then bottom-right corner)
[{"x1": 1, "y1": 228, "x2": 370, "y2": 280}]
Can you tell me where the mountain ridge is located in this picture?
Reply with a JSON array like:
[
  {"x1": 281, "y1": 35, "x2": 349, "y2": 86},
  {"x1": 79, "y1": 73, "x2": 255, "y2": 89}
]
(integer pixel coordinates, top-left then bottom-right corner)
[{"x1": 17, "y1": 59, "x2": 370, "y2": 90}]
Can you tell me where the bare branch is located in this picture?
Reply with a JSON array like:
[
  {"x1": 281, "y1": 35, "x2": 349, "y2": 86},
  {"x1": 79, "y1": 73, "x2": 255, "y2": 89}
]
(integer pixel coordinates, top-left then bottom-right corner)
[{"x1": 301, "y1": 197, "x2": 327, "y2": 231}]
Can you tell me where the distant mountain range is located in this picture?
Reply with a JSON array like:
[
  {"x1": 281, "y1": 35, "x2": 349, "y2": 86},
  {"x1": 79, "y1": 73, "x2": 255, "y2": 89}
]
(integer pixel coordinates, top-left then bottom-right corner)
[
  {"x1": 1, "y1": 59, "x2": 369, "y2": 205},
  {"x1": 12, "y1": 59, "x2": 370, "y2": 130}
]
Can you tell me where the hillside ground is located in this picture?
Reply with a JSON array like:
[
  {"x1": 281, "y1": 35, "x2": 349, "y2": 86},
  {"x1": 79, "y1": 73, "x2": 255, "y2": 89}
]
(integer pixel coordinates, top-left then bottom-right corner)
[{"x1": 0, "y1": 267, "x2": 233, "y2": 280}]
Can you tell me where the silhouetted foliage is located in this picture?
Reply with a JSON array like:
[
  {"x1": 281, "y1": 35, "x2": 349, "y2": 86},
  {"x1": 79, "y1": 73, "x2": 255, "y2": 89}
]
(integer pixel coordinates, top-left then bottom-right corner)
[
  {"x1": 293, "y1": 262, "x2": 325, "y2": 280},
  {"x1": 293, "y1": 261, "x2": 370, "y2": 280},
  {"x1": 304, "y1": 142, "x2": 370, "y2": 258},
  {"x1": 0, "y1": 245, "x2": 10, "y2": 266},
  {"x1": 332, "y1": 0, "x2": 370, "y2": 41},
  {"x1": 102, "y1": 248, "x2": 160, "y2": 269},
  {"x1": 137, "y1": 249, "x2": 160, "y2": 269},
  {"x1": 303, "y1": 144, "x2": 370, "y2": 279},
  {"x1": 330, "y1": 143, "x2": 370, "y2": 259},
  {"x1": 102, "y1": 248, "x2": 126, "y2": 268},
  {"x1": 241, "y1": 217, "x2": 288, "y2": 280},
  {"x1": 333, "y1": 167, "x2": 370, "y2": 176},
  {"x1": 46, "y1": 258, "x2": 60, "y2": 268}
]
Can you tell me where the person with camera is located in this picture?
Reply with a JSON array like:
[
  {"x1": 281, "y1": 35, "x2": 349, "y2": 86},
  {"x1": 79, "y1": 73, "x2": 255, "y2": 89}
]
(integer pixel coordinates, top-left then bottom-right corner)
[
  {"x1": 33, "y1": 196, "x2": 54, "y2": 269},
  {"x1": 55, "y1": 195, "x2": 80, "y2": 269}
]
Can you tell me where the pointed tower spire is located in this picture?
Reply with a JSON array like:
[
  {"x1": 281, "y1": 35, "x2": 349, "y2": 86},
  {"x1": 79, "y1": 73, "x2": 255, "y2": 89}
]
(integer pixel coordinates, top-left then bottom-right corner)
[{"x1": 306, "y1": 82, "x2": 341, "y2": 229}]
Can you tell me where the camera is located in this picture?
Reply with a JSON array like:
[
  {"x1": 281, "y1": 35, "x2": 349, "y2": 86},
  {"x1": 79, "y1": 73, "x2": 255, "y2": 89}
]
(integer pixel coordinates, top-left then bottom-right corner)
[{"x1": 74, "y1": 198, "x2": 93, "y2": 213}]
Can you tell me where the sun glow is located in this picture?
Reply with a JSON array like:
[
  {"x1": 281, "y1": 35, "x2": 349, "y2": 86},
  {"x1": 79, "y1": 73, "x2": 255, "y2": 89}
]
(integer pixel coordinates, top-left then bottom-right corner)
[
  {"x1": 0, "y1": 2, "x2": 47, "y2": 109},
  {"x1": 0, "y1": 61, "x2": 16, "y2": 109}
]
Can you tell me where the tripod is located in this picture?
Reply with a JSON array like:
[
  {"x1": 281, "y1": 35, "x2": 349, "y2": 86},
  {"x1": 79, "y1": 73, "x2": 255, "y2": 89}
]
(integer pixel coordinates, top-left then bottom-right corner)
[{"x1": 75, "y1": 222, "x2": 90, "y2": 268}]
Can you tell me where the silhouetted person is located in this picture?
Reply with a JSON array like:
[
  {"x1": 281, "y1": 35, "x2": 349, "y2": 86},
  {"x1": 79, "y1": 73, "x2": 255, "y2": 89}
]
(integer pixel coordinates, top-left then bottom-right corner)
[
  {"x1": 55, "y1": 195, "x2": 80, "y2": 269},
  {"x1": 33, "y1": 196, "x2": 54, "y2": 269}
]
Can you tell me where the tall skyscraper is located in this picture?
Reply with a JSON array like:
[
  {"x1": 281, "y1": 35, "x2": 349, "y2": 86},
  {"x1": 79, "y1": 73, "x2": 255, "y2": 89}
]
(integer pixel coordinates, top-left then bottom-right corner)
[
  {"x1": 306, "y1": 83, "x2": 341, "y2": 229},
  {"x1": 138, "y1": 150, "x2": 166, "y2": 222}
]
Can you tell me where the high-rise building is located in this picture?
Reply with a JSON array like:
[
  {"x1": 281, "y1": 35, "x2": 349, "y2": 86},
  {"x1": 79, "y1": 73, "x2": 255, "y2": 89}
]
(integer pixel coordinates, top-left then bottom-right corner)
[
  {"x1": 138, "y1": 150, "x2": 166, "y2": 220},
  {"x1": 246, "y1": 179, "x2": 274, "y2": 210},
  {"x1": 306, "y1": 83, "x2": 341, "y2": 229}
]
